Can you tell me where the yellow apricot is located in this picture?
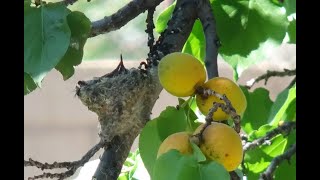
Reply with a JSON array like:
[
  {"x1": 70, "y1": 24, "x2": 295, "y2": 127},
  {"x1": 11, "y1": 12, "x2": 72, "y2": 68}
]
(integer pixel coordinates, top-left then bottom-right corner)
[
  {"x1": 194, "y1": 123, "x2": 243, "y2": 171},
  {"x1": 158, "y1": 52, "x2": 206, "y2": 97},
  {"x1": 157, "y1": 132, "x2": 193, "y2": 158},
  {"x1": 196, "y1": 77, "x2": 247, "y2": 121}
]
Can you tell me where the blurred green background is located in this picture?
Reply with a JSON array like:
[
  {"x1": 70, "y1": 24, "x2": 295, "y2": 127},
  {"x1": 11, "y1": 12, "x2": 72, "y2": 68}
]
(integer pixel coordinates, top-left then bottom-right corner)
[{"x1": 48, "y1": 0, "x2": 173, "y2": 61}]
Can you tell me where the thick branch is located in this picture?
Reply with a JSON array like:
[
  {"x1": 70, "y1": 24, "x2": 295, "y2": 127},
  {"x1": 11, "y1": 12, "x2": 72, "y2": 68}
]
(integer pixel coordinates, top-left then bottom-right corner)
[
  {"x1": 246, "y1": 69, "x2": 296, "y2": 89},
  {"x1": 76, "y1": 1, "x2": 198, "y2": 179},
  {"x1": 197, "y1": 0, "x2": 220, "y2": 78},
  {"x1": 152, "y1": 0, "x2": 198, "y2": 59},
  {"x1": 260, "y1": 143, "x2": 296, "y2": 180},
  {"x1": 243, "y1": 122, "x2": 296, "y2": 152},
  {"x1": 90, "y1": 0, "x2": 163, "y2": 37},
  {"x1": 93, "y1": 134, "x2": 136, "y2": 179},
  {"x1": 26, "y1": 0, "x2": 207, "y2": 179}
]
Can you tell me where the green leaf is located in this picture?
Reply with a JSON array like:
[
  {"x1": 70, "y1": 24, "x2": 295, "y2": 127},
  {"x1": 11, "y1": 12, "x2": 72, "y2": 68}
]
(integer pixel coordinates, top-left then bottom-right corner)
[
  {"x1": 24, "y1": 0, "x2": 31, "y2": 8},
  {"x1": 118, "y1": 174, "x2": 128, "y2": 180},
  {"x1": 120, "y1": 149, "x2": 141, "y2": 180},
  {"x1": 139, "y1": 107, "x2": 187, "y2": 176},
  {"x1": 199, "y1": 161, "x2": 230, "y2": 180},
  {"x1": 153, "y1": 150, "x2": 230, "y2": 180},
  {"x1": 281, "y1": 98, "x2": 296, "y2": 121},
  {"x1": 283, "y1": 0, "x2": 296, "y2": 16},
  {"x1": 155, "y1": 2, "x2": 176, "y2": 33},
  {"x1": 210, "y1": 0, "x2": 288, "y2": 78},
  {"x1": 182, "y1": 20, "x2": 206, "y2": 63},
  {"x1": 244, "y1": 135, "x2": 288, "y2": 178},
  {"x1": 248, "y1": 124, "x2": 274, "y2": 141},
  {"x1": 274, "y1": 130, "x2": 296, "y2": 180},
  {"x1": 153, "y1": 150, "x2": 198, "y2": 180},
  {"x1": 274, "y1": 154, "x2": 296, "y2": 180},
  {"x1": 268, "y1": 85, "x2": 296, "y2": 126},
  {"x1": 261, "y1": 135, "x2": 287, "y2": 157},
  {"x1": 24, "y1": 73, "x2": 37, "y2": 95},
  {"x1": 287, "y1": 19, "x2": 296, "y2": 44},
  {"x1": 55, "y1": 11, "x2": 91, "y2": 80},
  {"x1": 245, "y1": 125, "x2": 296, "y2": 179},
  {"x1": 190, "y1": 142, "x2": 206, "y2": 162},
  {"x1": 244, "y1": 148, "x2": 273, "y2": 179},
  {"x1": 240, "y1": 87, "x2": 274, "y2": 134},
  {"x1": 139, "y1": 120, "x2": 162, "y2": 177},
  {"x1": 270, "y1": 0, "x2": 282, "y2": 6},
  {"x1": 178, "y1": 97, "x2": 202, "y2": 132},
  {"x1": 24, "y1": 3, "x2": 71, "y2": 86}
]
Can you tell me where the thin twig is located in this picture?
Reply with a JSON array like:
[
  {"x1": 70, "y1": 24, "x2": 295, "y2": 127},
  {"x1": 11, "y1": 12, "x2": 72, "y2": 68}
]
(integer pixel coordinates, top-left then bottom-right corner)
[
  {"x1": 260, "y1": 143, "x2": 296, "y2": 180},
  {"x1": 145, "y1": 7, "x2": 156, "y2": 66},
  {"x1": 25, "y1": 140, "x2": 107, "y2": 180},
  {"x1": 243, "y1": 122, "x2": 296, "y2": 152},
  {"x1": 24, "y1": 159, "x2": 72, "y2": 170},
  {"x1": 197, "y1": 0, "x2": 220, "y2": 78},
  {"x1": 90, "y1": 0, "x2": 163, "y2": 37},
  {"x1": 246, "y1": 69, "x2": 296, "y2": 89},
  {"x1": 196, "y1": 86, "x2": 241, "y2": 133},
  {"x1": 27, "y1": 171, "x2": 75, "y2": 180}
]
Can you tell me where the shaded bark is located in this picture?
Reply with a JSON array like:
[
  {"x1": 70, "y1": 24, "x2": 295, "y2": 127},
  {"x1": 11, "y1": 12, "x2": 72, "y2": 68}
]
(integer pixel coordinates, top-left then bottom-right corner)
[{"x1": 76, "y1": 0, "x2": 200, "y2": 179}]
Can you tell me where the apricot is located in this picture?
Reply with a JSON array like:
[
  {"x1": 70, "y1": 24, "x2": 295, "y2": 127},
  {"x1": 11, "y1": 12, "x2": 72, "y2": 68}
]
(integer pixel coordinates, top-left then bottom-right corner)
[
  {"x1": 194, "y1": 123, "x2": 243, "y2": 171},
  {"x1": 158, "y1": 52, "x2": 206, "y2": 97},
  {"x1": 196, "y1": 77, "x2": 247, "y2": 121},
  {"x1": 157, "y1": 132, "x2": 193, "y2": 158}
]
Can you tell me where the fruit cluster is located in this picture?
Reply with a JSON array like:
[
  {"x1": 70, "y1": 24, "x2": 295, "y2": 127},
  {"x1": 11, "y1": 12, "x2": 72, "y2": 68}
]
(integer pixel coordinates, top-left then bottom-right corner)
[
  {"x1": 157, "y1": 123, "x2": 243, "y2": 171},
  {"x1": 157, "y1": 52, "x2": 247, "y2": 171}
]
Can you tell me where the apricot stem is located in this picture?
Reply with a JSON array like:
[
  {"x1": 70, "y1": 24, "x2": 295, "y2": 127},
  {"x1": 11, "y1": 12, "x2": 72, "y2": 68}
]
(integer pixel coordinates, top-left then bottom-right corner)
[{"x1": 196, "y1": 86, "x2": 241, "y2": 133}]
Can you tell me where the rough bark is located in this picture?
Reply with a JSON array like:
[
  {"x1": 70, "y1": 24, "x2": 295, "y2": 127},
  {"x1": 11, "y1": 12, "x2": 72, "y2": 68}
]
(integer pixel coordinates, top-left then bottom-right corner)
[
  {"x1": 76, "y1": 0, "x2": 199, "y2": 179},
  {"x1": 90, "y1": 0, "x2": 164, "y2": 37}
]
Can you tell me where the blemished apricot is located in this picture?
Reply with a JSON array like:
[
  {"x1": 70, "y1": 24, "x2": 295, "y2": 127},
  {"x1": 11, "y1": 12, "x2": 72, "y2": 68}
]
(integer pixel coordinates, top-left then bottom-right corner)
[
  {"x1": 158, "y1": 52, "x2": 206, "y2": 97},
  {"x1": 196, "y1": 77, "x2": 247, "y2": 121},
  {"x1": 157, "y1": 132, "x2": 193, "y2": 158},
  {"x1": 194, "y1": 123, "x2": 243, "y2": 171}
]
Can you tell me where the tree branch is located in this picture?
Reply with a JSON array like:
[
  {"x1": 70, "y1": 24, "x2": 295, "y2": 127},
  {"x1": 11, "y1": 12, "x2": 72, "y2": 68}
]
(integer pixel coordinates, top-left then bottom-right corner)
[
  {"x1": 25, "y1": 140, "x2": 107, "y2": 180},
  {"x1": 89, "y1": 0, "x2": 163, "y2": 37},
  {"x1": 93, "y1": 135, "x2": 135, "y2": 179},
  {"x1": 246, "y1": 69, "x2": 296, "y2": 89},
  {"x1": 75, "y1": 0, "x2": 199, "y2": 179},
  {"x1": 243, "y1": 121, "x2": 296, "y2": 152},
  {"x1": 197, "y1": 0, "x2": 220, "y2": 78},
  {"x1": 145, "y1": 7, "x2": 156, "y2": 66},
  {"x1": 195, "y1": 86, "x2": 241, "y2": 133},
  {"x1": 27, "y1": 0, "x2": 215, "y2": 179},
  {"x1": 260, "y1": 143, "x2": 296, "y2": 180}
]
